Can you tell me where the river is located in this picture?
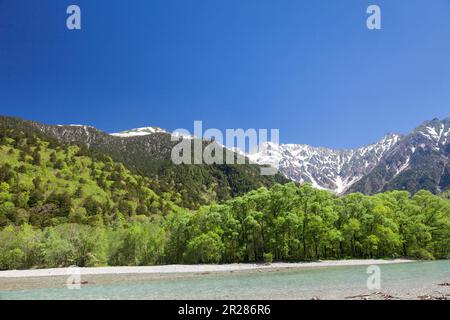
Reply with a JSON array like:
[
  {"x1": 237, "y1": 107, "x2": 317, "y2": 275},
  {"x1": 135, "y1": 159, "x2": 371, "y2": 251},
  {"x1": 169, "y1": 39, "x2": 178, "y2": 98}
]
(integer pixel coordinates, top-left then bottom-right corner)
[{"x1": 1, "y1": 260, "x2": 449, "y2": 300}]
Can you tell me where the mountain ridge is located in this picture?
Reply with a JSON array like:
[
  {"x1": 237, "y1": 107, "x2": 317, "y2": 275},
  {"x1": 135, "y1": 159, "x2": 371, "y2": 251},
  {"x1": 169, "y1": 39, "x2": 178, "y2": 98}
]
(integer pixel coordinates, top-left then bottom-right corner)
[
  {"x1": 0, "y1": 115, "x2": 288, "y2": 209},
  {"x1": 348, "y1": 117, "x2": 450, "y2": 195},
  {"x1": 2, "y1": 115, "x2": 449, "y2": 197},
  {"x1": 249, "y1": 133, "x2": 402, "y2": 194},
  {"x1": 52, "y1": 116, "x2": 450, "y2": 195},
  {"x1": 250, "y1": 118, "x2": 450, "y2": 195}
]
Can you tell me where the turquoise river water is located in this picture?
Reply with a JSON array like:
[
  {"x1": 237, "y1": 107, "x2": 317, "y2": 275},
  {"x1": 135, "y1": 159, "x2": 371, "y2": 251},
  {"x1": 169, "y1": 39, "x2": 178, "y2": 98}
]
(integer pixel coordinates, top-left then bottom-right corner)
[{"x1": 1, "y1": 261, "x2": 449, "y2": 300}]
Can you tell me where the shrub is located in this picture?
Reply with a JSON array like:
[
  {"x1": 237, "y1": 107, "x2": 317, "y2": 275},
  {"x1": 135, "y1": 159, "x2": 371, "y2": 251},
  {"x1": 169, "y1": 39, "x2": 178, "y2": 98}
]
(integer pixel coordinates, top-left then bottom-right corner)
[
  {"x1": 263, "y1": 252, "x2": 273, "y2": 265},
  {"x1": 411, "y1": 248, "x2": 434, "y2": 260},
  {"x1": 183, "y1": 232, "x2": 224, "y2": 264}
]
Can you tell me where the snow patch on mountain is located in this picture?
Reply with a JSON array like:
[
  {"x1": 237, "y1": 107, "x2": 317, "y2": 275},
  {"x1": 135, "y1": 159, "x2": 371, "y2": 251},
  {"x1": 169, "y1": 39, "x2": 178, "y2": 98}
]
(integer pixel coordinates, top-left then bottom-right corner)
[
  {"x1": 111, "y1": 127, "x2": 167, "y2": 137},
  {"x1": 249, "y1": 134, "x2": 402, "y2": 194},
  {"x1": 444, "y1": 128, "x2": 450, "y2": 144},
  {"x1": 57, "y1": 124, "x2": 95, "y2": 129},
  {"x1": 416, "y1": 122, "x2": 450, "y2": 151},
  {"x1": 395, "y1": 156, "x2": 410, "y2": 177}
]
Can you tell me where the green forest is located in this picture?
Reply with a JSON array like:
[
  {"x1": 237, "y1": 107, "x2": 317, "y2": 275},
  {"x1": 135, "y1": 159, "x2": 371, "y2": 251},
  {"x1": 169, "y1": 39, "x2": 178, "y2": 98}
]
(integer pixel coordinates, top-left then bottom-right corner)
[{"x1": 1, "y1": 127, "x2": 450, "y2": 270}]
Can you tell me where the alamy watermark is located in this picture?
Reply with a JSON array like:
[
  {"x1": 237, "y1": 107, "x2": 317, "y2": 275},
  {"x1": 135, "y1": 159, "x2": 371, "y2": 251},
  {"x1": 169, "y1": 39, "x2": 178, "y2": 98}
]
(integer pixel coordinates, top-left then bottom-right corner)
[
  {"x1": 170, "y1": 121, "x2": 280, "y2": 176},
  {"x1": 367, "y1": 5, "x2": 382, "y2": 30},
  {"x1": 366, "y1": 265, "x2": 381, "y2": 290},
  {"x1": 66, "y1": 5, "x2": 81, "y2": 30},
  {"x1": 65, "y1": 4, "x2": 382, "y2": 31}
]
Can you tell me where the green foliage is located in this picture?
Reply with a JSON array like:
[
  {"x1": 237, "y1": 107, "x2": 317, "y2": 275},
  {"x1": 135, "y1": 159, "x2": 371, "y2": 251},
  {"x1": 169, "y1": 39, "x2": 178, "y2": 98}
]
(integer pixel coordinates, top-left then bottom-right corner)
[
  {"x1": 0, "y1": 224, "x2": 41, "y2": 269},
  {"x1": 0, "y1": 115, "x2": 289, "y2": 210},
  {"x1": 0, "y1": 183, "x2": 449, "y2": 270},
  {"x1": 162, "y1": 183, "x2": 450, "y2": 264},
  {"x1": 107, "y1": 223, "x2": 166, "y2": 266},
  {"x1": 183, "y1": 232, "x2": 224, "y2": 264},
  {"x1": 0, "y1": 126, "x2": 178, "y2": 228},
  {"x1": 263, "y1": 252, "x2": 273, "y2": 264},
  {"x1": 1, "y1": 118, "x2": 450, "y2": 270}
]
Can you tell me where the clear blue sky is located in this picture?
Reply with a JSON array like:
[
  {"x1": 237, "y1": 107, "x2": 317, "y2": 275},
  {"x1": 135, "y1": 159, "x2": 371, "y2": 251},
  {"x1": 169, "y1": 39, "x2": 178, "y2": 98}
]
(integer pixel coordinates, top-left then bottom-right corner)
[{"x1": 1, "y1": 0, "x2": 449, "y2": 148}]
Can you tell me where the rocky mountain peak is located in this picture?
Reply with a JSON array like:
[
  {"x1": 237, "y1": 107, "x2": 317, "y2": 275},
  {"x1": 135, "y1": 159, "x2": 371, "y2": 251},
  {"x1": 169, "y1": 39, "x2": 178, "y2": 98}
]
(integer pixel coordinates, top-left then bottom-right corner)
[{"x1": 249, "y1": 133, "x2": 402, "y2": 194}]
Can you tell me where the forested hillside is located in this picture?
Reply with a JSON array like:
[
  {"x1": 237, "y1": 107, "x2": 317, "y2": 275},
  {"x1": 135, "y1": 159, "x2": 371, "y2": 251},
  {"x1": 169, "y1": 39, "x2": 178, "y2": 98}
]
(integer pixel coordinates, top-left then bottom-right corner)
[
  {"x1": 0, "y1": 116, "x2": 289, "y2": 209},
  {"x1": 0, "y1": 124, "x2": 179, "y2": 228},
  {"x1": 1, "y1": 183, "x2": 449, "y2": 270},
  {"x1": 1, "y1": 116, "x2": 450, "y2": 270}
]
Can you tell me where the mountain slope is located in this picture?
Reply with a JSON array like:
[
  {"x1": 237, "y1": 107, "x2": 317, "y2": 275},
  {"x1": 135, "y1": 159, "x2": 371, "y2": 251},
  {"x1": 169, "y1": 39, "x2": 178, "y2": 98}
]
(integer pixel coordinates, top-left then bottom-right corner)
[
  {"x1": 0, "y1": 121, "x2": 178, "y2": 228},
  {"x1": 250, "y1": 118, "x2": 450, "y2": 195},
  {"x1": 3, "y1": 115, "x2": 449, "y2": 198},
  {"x1": 249, "y1": 134, "x2": 401, "y2": 194},
  {"x1": 348, "y1": 118, "x2": 450, "y2": 194},
  {"x1": 0, "y1": 116, "x2": 289, "y2": 209}
]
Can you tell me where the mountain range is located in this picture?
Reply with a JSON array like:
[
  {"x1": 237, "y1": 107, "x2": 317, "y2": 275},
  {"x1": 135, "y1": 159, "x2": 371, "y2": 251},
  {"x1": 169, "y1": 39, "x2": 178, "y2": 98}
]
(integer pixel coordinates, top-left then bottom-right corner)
[
  {"x1": 113, "y1": 118, "x2": 450, "y2": 194},
  {"x1": 110, "y1": 117, "x2": 450, "y2": 195},
  {"x1": 250, "y1": 118, "x2": 450, "y2": 195},
  {"x1": 1, "y1": 115, "x2": 449, "y2": 199},
  {"x1": 0, "y1": 116, "x2": 288, "y2": 209}
]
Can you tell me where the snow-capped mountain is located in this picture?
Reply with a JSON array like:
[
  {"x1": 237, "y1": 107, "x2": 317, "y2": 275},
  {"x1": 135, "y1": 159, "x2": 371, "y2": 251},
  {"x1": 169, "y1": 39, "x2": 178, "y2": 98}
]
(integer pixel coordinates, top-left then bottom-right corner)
[
  {"x1": 108, "y1": 118, "x2": 450, "y2": 195},
  {"x1": 251, "y1": 118, "x2": 450, "y2": 195},
  {"x1": 348, "y1": 118, "x2": 450, "y2": 195},
  {"x1": 415, "y1": 120, "x2": 450, "y2": 148},
  {"x1": 111, "y1": 127, "x2": 167, "y2": 137},
  {"x1": 248, "y1": 134, "x2": 402, "y2": 194},
  {"x1": 7, "y1": 114, "x2": 448, "y2": 196}
]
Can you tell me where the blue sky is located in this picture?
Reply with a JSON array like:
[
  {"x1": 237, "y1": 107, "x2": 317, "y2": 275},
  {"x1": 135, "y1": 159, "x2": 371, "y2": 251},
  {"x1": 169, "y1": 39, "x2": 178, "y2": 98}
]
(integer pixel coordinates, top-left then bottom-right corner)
[{"x1": 0, "y1": 0, "x2": 449, "y2": 148}]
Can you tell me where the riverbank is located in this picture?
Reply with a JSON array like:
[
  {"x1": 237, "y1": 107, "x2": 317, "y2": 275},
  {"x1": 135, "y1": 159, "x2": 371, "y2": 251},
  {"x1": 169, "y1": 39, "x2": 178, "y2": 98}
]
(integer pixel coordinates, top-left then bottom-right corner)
[
  {"x1": 1, "y1": 260, "x2": 449, "y2": 300},
  {"x1": 0, "y1": 259, "x2": 412, "y2": 278}
]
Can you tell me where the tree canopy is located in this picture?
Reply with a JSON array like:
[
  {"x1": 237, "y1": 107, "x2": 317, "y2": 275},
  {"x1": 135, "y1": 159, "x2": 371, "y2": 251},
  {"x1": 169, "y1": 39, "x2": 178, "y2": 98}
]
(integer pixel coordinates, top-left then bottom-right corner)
[{"x1": 1, "y1": 183, "x2": 449, "y2": 270}]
